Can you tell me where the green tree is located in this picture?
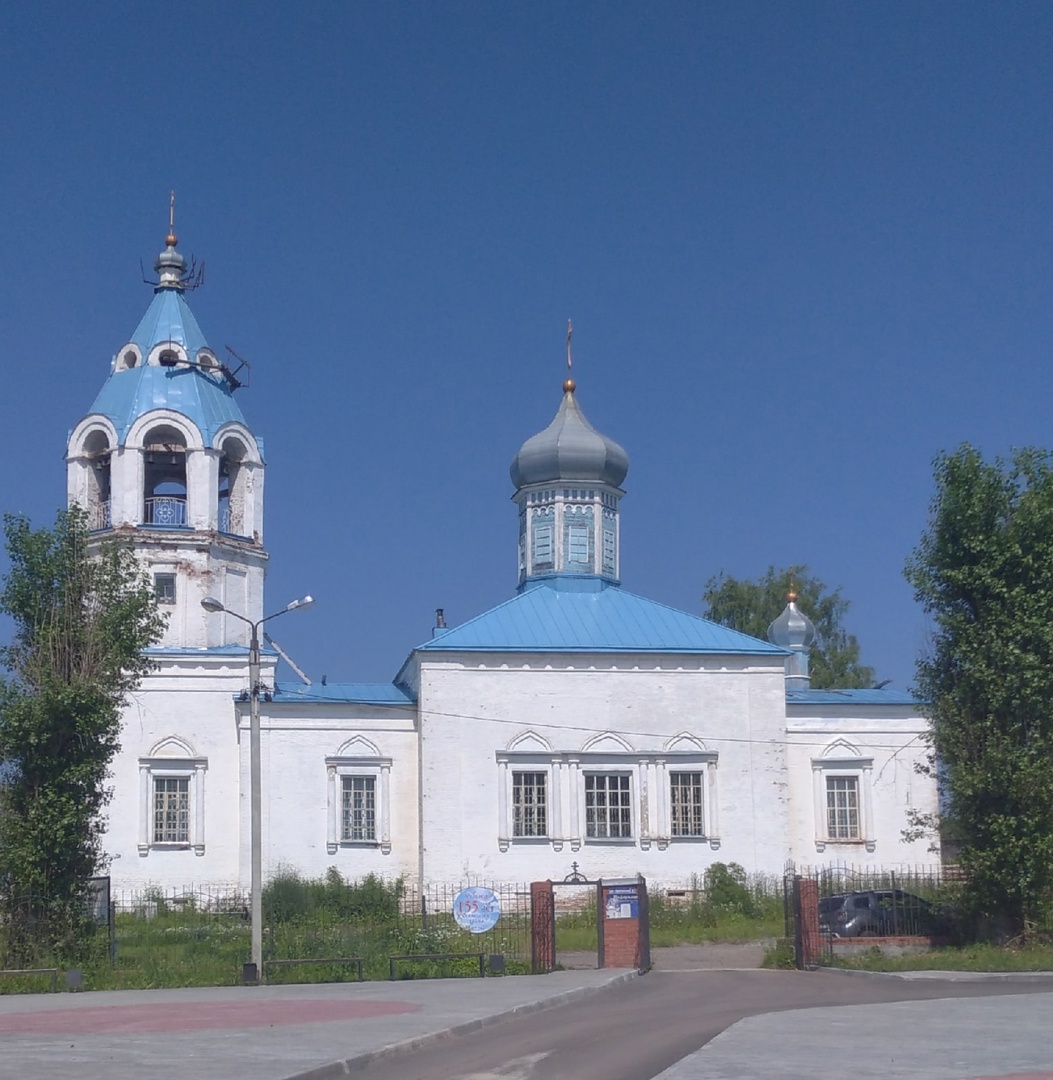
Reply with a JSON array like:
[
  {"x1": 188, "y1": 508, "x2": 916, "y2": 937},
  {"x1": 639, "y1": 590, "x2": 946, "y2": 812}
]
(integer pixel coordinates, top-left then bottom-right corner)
[
  {"x1": 906, "y1": 445, "x2": 1053, "y2": 937},
  {"x1": 702, "y1": 565, "x2": 875, "y2": 689},
  {"x1": 0, "y1": 507, "x2": 165, "y2": 960}
]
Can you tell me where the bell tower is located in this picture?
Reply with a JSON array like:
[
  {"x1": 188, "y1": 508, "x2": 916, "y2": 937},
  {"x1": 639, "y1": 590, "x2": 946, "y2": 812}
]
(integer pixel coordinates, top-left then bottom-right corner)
[{"x1": 65, "y1": 215, "x2": 267, "y2": 648}]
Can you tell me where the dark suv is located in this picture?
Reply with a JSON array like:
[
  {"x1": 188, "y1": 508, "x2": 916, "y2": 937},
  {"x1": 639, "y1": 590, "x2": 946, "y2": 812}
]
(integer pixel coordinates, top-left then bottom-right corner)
[{"x1": 819, "y1": 889, "x2": 932, "y2": 938}]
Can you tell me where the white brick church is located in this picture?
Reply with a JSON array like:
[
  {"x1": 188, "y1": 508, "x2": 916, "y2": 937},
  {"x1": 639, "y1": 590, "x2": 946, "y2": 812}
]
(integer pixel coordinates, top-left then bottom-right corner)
[{"x1": 64, "y1": 227, "x2": 939, "y2": 892}]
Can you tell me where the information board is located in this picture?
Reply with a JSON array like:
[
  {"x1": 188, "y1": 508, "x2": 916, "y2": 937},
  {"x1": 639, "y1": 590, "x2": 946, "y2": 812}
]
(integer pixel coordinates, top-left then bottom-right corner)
[
  {"x1": 605, "y1": 885, "x2": 639, "y2": 920},
  {"x1": 452, "y1": 886, "x2": 501, "y2": 933}
]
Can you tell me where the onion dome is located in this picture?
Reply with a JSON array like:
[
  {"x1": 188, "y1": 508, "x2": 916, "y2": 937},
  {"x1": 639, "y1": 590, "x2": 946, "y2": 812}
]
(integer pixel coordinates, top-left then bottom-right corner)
[
  {"x1": 510, "y1": 382, "x2": 629, "y2": 490},
  {"x1": 767, "y1": 591, "x2": 817, "y2": 650}
]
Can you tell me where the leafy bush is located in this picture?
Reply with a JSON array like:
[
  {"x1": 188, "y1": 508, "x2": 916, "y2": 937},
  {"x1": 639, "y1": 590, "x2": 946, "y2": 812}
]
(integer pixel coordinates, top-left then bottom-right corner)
[{"x1": 262, "y1": 868, "x2": 404, "y2": 923}]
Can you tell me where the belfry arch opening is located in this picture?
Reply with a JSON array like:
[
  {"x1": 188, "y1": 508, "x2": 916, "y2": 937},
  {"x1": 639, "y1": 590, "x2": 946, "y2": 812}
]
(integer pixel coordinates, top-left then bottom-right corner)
[
  {"x1": 218, "y1": 436, "x2": 249, "y2": 536},
  {"x1": 143, "y1": 425, "x2": 188, "y2": 527},
  {"x1": 83, "y1": 430, "x2": 112, "y2": 530}
]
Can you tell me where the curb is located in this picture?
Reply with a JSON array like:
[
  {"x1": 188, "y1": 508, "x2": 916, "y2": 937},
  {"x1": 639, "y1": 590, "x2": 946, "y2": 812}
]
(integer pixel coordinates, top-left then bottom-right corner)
[
  {"x1": 823, "y1": 966, "x2": 1053, "y2": 983},
  {"x1": 286, "y1": 970, "x2": 642, "y2": 1079}
]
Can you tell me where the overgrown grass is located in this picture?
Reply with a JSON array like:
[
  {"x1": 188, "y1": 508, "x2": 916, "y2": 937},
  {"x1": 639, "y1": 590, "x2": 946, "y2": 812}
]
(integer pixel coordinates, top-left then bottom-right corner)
[
  {"x1": 829, "y1": 942, "x2": 1053, "y2": 973},
  {"x1": 0, "y1": 869, "x2": 531, "y2": 992},
  {"x1": 556, "y1": 863, "x2": 784, "y2": 951}
]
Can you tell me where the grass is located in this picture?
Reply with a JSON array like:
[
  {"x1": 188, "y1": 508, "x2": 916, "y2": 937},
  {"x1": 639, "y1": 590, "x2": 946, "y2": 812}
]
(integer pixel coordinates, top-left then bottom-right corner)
[{"x1": 829, "y1": 942, "x2": 1053, "y2": 973}]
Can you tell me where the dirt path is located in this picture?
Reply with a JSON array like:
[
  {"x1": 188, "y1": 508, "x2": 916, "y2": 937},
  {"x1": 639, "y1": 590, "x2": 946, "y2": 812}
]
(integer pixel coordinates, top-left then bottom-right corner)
[{"x1": 558, "y1": 940, "x2": 771, "y2": 970}]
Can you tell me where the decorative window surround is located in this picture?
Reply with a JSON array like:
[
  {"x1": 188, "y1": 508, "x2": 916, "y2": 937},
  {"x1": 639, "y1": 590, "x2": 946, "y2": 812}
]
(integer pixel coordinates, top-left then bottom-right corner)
[
  {"x1": 496, "y1": 748, "x2": 719, "y2": 853},
  {"x1": 812, "y1": 751, "x2": 875, "y2": 853},
  {"x1": 326, "y1": 754, "x2": 392, "y2": 854},
  {"x1": 138, "y1": 751, "x2": 207, "y2": 856}
]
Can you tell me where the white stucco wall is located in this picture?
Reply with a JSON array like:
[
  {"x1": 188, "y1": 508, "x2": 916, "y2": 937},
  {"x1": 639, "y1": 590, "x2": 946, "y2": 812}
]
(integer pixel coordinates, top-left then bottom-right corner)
[
  {"x1": 251, "y1": 703, "x2": 418, "y2": 885},
  {"x1": 785, "y1": 705, "x2": 939, "y2": 869},
  {"x1": 417, "y1": 651, "x2": 793, "y2": 886},
  {"x1": 104, "y1": 654, "x2": 264, "y2": 893}
]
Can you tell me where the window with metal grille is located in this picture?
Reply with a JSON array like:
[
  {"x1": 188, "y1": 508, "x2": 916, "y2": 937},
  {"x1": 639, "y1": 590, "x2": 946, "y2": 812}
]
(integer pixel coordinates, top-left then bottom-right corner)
[
  {"x1": 342, "y1": 776, "x2": 376, "y2": 842},
  {"x1": 154, "y1": 573, "x2": 176, "y2": 604},
  {"x1": 826, "y1": 776, "x2": 860, "y2": 839},
  {"x1": 512, "y1": 772, "x2": 547, "y2": 837},
  {"x1": 585, "y1": 773, "x2": 632, "y2": 838},
  {"x1": 670, "y1": 772, "x2": 705, "y2": 836},
  {"x1": 153, "y1": 777, "x2": 189, "y2": 843}
]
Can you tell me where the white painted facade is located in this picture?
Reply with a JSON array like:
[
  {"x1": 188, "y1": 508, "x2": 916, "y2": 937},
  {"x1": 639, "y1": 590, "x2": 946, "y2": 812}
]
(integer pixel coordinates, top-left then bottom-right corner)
[{"x1": 67, "y1": 231, "x2": 939, "y2": 894}]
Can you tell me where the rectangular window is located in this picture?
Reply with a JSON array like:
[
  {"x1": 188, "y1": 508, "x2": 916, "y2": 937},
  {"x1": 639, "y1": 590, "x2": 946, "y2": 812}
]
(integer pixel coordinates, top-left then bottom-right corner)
[
  {"x1": 153, "y1": 777, "x2": 189, "y2": 843},
  {"x1": 512, "y1": 771, "x2": 547, "y2": 837},
  {"x1": 670, "y1": 772, "x2": 705, "y2": 837},
  {"x1": 533, "y1": 523, "x2": 554, "y2": 570},
  {"x1": 154, "y1": 573, "x2": 176, "y2": 604},
  {"x1": 567, "y1": 524, "x2": 590, "y2": 564},
  {"x1": 585, "y1": 773, "x2": 632, "y2": 838},
  {"x1": 342, "y1": 776, "x2": 377, "y2": 842},
  {"x1": 602, "y1": 529, "x2": 615, "y2": 573},
  {"x1": 826, "y1": 776, "x2": 860, "y2": 839}
]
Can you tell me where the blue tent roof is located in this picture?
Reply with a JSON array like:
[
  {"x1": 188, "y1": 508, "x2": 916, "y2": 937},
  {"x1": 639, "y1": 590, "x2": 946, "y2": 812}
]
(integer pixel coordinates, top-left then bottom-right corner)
[
  {"x1": 414, "y1": 576, "x2": 788, "y2": 656},
  {"x1": 88, "y1": 289, "x2": 249, "y2": 447}
]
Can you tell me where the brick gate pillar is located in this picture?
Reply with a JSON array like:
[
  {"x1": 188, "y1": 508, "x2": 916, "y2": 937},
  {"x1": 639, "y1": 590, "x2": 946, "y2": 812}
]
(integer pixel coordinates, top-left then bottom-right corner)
[
  {"x1": 796, "y1": 876, "x2": 821, "y2": 969},
  {"x1": 530, "y1": 880, "x2": 555, "y2": 974}
]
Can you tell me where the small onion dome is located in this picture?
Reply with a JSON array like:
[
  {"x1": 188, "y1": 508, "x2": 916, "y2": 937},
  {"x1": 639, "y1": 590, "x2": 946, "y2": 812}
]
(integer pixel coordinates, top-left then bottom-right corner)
[
  {"x1": 510, "y1": 385, "x2": 629, "y2": 489},
  {"x1": 154, "y1": 234, "x2": 186, "y2": 289},
  {"x1": 767, "y1": 592, "x2": 817, "y2": 650}
]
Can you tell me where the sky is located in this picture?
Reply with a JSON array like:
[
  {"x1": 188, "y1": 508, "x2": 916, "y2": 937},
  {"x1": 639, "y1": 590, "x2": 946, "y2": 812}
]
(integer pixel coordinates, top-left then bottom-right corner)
[{"x1": 2, "y1": 2, "x2": 1053, "y2": 691}]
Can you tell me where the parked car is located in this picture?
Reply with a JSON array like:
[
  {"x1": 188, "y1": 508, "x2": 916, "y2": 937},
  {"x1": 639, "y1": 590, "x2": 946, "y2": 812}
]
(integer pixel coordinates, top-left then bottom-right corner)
[{"x1": 819, "y1": 889, "x2": 933, "y2": 938}]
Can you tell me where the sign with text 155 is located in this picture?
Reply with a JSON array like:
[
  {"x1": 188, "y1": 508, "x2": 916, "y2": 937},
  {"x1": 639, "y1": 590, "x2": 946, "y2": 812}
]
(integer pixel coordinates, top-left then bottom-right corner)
[{"x1": 453, "y1": 887, "x2": 501, "y2": 933}]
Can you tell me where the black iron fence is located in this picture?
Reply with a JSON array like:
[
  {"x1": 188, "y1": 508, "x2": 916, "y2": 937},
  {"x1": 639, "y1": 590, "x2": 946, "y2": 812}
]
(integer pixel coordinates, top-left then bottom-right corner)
[{"x1": 1, "y1": 878, "x2": 532, "y2": 991}]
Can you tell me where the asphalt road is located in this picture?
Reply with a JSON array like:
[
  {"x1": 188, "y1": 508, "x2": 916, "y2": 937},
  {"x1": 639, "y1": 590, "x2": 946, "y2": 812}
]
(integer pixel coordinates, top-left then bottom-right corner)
[{"x1": 343, "y1": 969, "x2": 1053, "y2": 1080}]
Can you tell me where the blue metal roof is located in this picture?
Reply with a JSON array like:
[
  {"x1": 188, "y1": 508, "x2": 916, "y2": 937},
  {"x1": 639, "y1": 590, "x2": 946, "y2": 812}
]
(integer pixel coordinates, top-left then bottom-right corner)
[
  {"x1": 415, "y1": 576, "x2": 787, "y2": 655},
  {"x1": 272, "y1": 683, "x2": 417, "y2": 706},
  {"x1": 88, "y1": 290, "x2": 250, "y2": 447},
  {"x1": 786, "y1": 688, "x2": 923, "y2": 706},
  {"x1": 145, "y1": 643, "x2": 275, "y2": 657},
  {"x1": 131, "y1": 288, "x2": 210, "y2": 357}
]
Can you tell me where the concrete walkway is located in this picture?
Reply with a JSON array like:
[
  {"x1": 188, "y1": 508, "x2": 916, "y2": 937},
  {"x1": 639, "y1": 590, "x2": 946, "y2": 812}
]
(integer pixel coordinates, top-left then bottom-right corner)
[
  {"x1": 0, "y1": 969, "x2": 632, "y2": 1080},
  {"x1": 655, "y1": 973, "x2": 1053, "y2": 1080}
]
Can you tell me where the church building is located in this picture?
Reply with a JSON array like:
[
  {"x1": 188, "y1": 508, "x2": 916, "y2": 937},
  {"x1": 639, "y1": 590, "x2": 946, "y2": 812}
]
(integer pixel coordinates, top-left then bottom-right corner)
[{"x1": 64, "y1": 227, "x2": 939, "y2": 892}]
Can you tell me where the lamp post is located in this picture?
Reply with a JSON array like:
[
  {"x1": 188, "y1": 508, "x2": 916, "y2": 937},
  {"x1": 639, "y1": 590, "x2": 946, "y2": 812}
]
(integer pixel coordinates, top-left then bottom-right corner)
[{"x1": 201, "y1": 593, "x2": 314, "y2": 981}]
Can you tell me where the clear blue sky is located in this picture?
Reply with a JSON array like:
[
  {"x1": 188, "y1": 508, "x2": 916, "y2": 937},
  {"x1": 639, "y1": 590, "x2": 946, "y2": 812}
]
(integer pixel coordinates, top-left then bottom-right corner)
[{"x1": 3, "y1": 2, "x2": 1052, "y2": 690}]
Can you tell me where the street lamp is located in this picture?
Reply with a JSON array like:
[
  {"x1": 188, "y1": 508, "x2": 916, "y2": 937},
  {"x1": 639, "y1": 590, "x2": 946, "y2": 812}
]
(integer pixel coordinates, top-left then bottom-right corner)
[{"x1": 201, "y1": 593, "x2": 314, "y2": 981}]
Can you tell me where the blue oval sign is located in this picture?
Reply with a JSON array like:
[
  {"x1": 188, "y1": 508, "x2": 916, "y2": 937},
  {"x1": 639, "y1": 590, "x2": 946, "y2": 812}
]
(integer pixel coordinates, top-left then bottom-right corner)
[{"x1": 453, "y1": 886, "x2": 501, "y2": 933}]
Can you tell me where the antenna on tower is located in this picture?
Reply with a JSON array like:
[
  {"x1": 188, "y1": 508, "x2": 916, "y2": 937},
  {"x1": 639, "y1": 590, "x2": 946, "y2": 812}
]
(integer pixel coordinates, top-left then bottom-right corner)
[{"x1": 222, "y1": 344, "x2": 252, "y2": 391}]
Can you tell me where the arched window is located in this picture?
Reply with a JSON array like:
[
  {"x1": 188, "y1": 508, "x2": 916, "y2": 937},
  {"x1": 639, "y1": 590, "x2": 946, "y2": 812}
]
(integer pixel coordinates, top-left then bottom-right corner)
[
  {"x1": 143, "y1": 425, "x2": 189, "y2": 527},
  {"x1": 218, "y1": 435, "x2": 249, "y2": 536},
  {"x1": 82, "y1": 430, "x2": 112, "y2": 531}
]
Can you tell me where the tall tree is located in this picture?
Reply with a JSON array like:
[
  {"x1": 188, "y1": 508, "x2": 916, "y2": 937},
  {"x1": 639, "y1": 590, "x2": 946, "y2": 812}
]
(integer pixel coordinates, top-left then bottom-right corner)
[
  {"x1": 906, "y1": 445, "x2": 1053, "y2": 937},
  {"x1": 702, "y1": 565, "x2": 875, "y2": 689},
  {"x1": 0, "y1": 507, "x2": 165, "y2": 960}
]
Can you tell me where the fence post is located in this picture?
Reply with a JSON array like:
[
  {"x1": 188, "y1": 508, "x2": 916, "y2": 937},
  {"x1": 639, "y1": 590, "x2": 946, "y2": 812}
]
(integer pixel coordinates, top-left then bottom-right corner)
[
  {"x1": 530, "y1": 881, "x2": 555, "y2": 974},
  {"x1": 794, "y1": 876, "x2": 821, "y2": 969}
]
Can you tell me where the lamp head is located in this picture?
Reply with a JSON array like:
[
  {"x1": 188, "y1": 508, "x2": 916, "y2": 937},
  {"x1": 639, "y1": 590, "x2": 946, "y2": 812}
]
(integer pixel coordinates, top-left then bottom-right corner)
[
  {"x1": 200, "y1": 596, "x2": 225, "y2": 613},
  {"x1": 286, "y1": 595, "x2": 315, "y2": 612}
]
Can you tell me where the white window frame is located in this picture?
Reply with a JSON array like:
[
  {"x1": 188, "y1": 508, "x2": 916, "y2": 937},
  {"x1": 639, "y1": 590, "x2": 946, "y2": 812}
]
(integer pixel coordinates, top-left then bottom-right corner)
[
  {"x1": 497, "y1": 746, "x2": 720, "y2": 853},
  {"x1": 511, "y1": 770, "x2": 548, "y2": 838},
  {"x1": 326, "y1": 755, "x2": 392, "y2": 854},
  {"x1": 669, "y1": 770, "x2": 706, "y2": 838},
  {"x1": 584, "y1": 771, "x2": 634, "y2": 841},
  {"x1": 341, "y1": 774, "x2": 378, "y2": 842},
  {"x1": 138, "y1": 753, "x2": 207, "y2": 856},
  {"x1": 812, "y1": 752, "x2": 875, "y2": 852}
]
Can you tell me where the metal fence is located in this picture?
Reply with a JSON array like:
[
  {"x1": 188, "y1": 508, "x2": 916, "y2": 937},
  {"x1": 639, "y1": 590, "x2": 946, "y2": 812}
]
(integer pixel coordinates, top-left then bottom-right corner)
[{"x1": 0, "y1": 879, "x2": 533, "y2": 991}]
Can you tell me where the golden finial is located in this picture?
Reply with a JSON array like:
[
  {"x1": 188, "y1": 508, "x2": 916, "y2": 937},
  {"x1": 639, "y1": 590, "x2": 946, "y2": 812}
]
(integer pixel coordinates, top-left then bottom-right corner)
[
  {"x1": 165, "y1": 190, "x2": 178, "y2": 247},
  {"x1": 563, "y1": 318, "x2": 576, "y2": 393},
  {"x1": 787, "y1": 590, "x2": 798, "y2": 603}
]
